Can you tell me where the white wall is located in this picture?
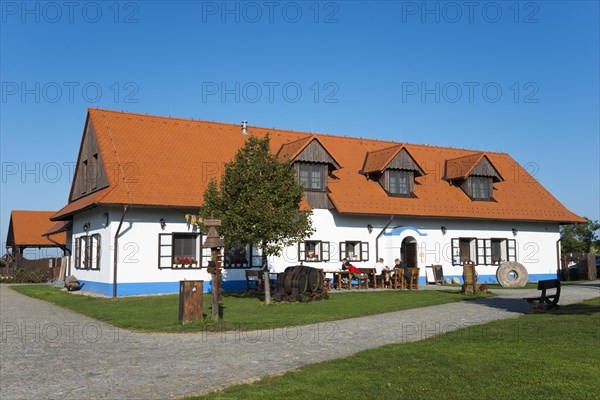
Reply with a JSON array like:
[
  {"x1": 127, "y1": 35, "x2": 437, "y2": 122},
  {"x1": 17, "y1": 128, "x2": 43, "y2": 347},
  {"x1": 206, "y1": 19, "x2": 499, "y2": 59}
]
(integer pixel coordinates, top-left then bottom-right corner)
[
  {"x1": 70, "y1": 206, "x2": 562, "y2": 293},
  {"x1": 71, "y1": 207, "x2": 113, "y2": 283},
  {"x1": 270, "y1": 210, "x2": 561, "y2": 281}
]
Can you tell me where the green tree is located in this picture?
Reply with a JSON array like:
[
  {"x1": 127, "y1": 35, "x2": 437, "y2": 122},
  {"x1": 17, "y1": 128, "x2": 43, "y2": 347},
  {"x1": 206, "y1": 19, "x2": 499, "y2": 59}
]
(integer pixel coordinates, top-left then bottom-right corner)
[
  {"x1": 198, "y1": 134, "x2": 314, "y2": 303},
  {"x1": 561, "y1": 217, "x2": 600, "y2": 254}
]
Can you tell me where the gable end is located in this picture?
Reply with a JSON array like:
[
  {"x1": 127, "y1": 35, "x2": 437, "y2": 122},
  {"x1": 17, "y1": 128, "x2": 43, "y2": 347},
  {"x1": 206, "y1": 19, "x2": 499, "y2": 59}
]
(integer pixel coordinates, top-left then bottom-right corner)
[{"x1": 70, "y1": 117, "x2": 109, "y2": 201}]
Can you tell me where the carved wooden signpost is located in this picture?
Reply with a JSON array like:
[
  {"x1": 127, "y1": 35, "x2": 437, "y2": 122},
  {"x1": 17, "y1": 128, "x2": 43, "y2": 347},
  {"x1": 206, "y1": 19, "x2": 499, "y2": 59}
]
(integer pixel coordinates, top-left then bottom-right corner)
[
  {"x1": 203, "y1": 218, "x2": 224, "y2": 321},
  {"x1": 462, "y1": 262, "x2": 477, "y2": 294}
]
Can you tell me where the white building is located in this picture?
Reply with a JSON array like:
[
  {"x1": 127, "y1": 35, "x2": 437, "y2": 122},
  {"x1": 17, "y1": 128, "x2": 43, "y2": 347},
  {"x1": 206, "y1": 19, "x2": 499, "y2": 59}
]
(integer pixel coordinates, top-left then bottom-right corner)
[{"x1": 46, "y1": 109, "x2": 584, "y2": 296}]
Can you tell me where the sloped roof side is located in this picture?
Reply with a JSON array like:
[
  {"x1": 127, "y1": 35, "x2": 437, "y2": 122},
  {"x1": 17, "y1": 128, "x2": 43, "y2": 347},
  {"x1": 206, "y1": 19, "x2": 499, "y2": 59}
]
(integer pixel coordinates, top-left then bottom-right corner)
[
  {"x1": 7, "y1": 211, "x2": 66, "y2": 246},
  {"x1": 445, "y1": 153, "x2": 485, "y2": 180},
  {"x1": 55, "y1": 108, "x2": 584, "y2": 223},
  {"x1": 88, "y1": 109, "x2": 309, "y2": 209},
  {"x1": 326, "y1": 141, "x2": 583, "y2": 222},
  {"x1": 52, "y1": 187, "x2": 112, "y2": 220},
  {"x1": 276, "y1": 137, "x2": 312, "y2": 161},
  {"x1": 42, "y1": 221, "x2": 72, "y2": 236},
  {"x1": 362, "y1": 145, "x2": 402, "y2": 173}
]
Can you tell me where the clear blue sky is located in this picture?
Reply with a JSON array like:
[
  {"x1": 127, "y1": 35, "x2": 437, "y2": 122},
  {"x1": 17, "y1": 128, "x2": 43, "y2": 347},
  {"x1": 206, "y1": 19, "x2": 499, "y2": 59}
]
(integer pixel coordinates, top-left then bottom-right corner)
[{"x1": 1, "y1": 1, "x2": 599, "y2": 250}]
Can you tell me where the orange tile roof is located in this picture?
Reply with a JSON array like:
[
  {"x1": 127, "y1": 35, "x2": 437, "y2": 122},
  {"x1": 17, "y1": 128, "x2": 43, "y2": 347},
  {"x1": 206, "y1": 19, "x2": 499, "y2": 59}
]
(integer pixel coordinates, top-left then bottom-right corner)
[
  {"x1": 6, "y1": 211, "x2": 67, "y2": 247},
  {"x1": 445, "y1": 153, "x2": 486, "y2": 180},
  {"x1": 42, "y1": 221, "x2": 72, "y2": 237},
  {"x1": 276, "y1": 136, "x2": 313, "y2": 161},
  {"x1": 277, "y1": 136, "x2": 341, "y2": 169},
  {"x1": 362, "y1": 145, "x2": 402, "y2": 174},
  {"x1": 52, "y1": 108, "x2": 584, "y2": 224}
]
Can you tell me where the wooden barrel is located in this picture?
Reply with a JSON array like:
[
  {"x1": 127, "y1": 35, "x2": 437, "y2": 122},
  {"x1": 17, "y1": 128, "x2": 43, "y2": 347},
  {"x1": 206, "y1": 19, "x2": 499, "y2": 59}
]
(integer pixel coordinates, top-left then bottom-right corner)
[
  {"x1": 278, "y1": 266, "x2": 294, "y2": 293},
  {"x1": 306, "y1": 267, "x2": 323, "y2": 292},
  {"x1": 278, "y1": 265, "x2": 323, "y2": 294},
  {"x1": 292, "y1": 266, "x2": 308, "y2": 293},
  {"x1": 283, "y1": 266, "x2": 304, "y2": 294}
]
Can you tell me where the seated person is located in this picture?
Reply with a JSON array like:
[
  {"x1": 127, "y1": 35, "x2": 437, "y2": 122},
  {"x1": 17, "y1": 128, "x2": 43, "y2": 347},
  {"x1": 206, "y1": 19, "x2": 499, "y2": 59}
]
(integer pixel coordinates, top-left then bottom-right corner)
[
  {"x1": 375, "y1": 258, "x2": 391, "y2": 286},
  {"x1": 341, "y1": 257, "x2": 363, "y2": 280},
  {"x1": 394, "y1": 258, "x2": 411, "y2": 281}
]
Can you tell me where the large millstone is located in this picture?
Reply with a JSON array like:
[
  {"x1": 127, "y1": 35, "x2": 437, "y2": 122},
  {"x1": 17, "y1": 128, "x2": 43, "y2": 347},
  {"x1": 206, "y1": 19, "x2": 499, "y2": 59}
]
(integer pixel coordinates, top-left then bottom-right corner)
[{"x1": 496, "y1": 262, "x2": 529, "y2": 287}]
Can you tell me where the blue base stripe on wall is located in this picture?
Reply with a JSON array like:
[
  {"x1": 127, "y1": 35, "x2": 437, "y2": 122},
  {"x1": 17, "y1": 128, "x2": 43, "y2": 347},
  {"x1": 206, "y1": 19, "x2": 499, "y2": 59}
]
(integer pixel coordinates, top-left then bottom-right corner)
[
  {"x1": 79, "y1": 279, "x2": 249, "y2": 296},
  {"x1": 79, "y1": 272, "x2": 559, "y2": 296}
]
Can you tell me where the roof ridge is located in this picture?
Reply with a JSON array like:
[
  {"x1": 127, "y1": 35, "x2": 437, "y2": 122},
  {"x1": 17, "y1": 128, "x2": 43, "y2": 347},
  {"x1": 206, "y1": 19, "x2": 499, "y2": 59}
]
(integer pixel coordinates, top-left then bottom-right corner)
[
  {"x1": 11, "y1": 210, "x2": 56, "y2": 213},
  {"x1": 280, "y1": 135, "x2": 312, "y2": 146},
  {"x1": 89, "y1": 108, "x2": 510, "y2": 156},
  {"x1": 366, "y1": 143, "x2": 402, "y2": 155},
  {"x1": 446, "y1": 152, "x2": 485, "y2": 162}
]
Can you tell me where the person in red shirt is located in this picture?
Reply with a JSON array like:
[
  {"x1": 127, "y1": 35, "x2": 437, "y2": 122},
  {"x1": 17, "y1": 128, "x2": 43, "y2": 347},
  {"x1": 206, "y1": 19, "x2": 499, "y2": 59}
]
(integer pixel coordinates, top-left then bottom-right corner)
[{"x1": 342, "y1": 258, "x2": 362, "y2": 279}]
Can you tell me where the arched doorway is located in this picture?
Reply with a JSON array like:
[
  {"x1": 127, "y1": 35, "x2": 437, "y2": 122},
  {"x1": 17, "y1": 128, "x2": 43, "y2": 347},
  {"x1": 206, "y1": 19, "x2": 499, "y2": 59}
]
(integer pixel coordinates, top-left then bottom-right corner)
[{"x1": 401, "y1": 236, "x2": 418, "y2": 268}]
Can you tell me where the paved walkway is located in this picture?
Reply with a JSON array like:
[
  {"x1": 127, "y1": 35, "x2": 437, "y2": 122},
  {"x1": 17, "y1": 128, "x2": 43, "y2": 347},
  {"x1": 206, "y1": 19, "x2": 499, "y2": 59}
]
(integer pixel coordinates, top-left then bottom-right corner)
[{"x1": 1, "y1": 283, "x2": 598, "y2": 399}]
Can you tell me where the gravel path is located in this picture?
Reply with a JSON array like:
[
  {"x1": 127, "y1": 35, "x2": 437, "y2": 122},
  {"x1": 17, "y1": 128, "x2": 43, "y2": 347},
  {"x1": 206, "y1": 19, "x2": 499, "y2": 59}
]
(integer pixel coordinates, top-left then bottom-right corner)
[{"x1": 1, "y1": 283, "x2": 598, "y2": 399}]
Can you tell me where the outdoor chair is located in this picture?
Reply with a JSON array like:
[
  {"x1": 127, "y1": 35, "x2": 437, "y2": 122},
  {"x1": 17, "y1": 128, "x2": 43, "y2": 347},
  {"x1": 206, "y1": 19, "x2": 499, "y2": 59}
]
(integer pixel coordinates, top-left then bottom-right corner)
[
  {"x1": 407, "y1": 268, "x2": 420, "y2": 289},
  {"x1": 245, "y1": 270, "x2": 263, "y2": 292},
  {"x1": 390, "y1": 271, "x2": 405, "y2": 289}
]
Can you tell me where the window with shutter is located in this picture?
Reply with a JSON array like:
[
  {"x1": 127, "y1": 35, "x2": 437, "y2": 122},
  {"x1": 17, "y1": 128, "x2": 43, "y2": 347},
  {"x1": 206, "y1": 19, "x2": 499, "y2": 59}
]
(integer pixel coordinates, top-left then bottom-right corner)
[
  {"x1": 484, "y1": 239, "x2": 492, "y2": 265},
  {"x1": 74, "y1": 238, "x2": 81, "y2": 269},
  {"x1": 451, "y1": 238, "x2": 460, "y2": 265},
  {"x1": 201, "y1": 245, "x2": 211, "y2": 267},
  {"x1": 251, "y1": 246, "x2": 263, "y2": 268},
  {"x1": 298, "y1": 242, "x2": 306, "y2": 262},
  {"x1": 158, "y1": 234, "x2": 173, "y2": 269},
  {"x1": 339, "y1": 241, "x2": 370, "y2": 262},
  {"x1": 224, "y1": 244, "x2": 250, "y2": 268},
  {"x1": 158, "y1": 233, "x2": 201, "y2": 269},
  {"x1": 299, "y1": 241, "x2": 328, "y2": 262},
  {"x1": 77, "y1": 236, "x2": 89, "y2": 269},
  {"x1": 339, "y1": 242, "x2": 347, "y2": 261},
  {"x1": 89, "y1": 234, "x2": 101, "y2": 270},
  {"x1": 476, "y1": 239, "x2": 486, "y2": 265},
  {"x1": 361, "y1": 242, "x2": 369, "y2": 261},
  {"x1": 507, "y1": 239, "x2": 517, "y2": 261},
  {"x1": 321, "y1": 242, "x2": 330, "y2": 261}
]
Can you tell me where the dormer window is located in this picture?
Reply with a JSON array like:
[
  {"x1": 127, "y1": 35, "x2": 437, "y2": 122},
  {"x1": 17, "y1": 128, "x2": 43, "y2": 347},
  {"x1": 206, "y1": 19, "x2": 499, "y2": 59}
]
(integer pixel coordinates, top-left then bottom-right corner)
[
  {"x1": 361, "y1": 146, "x2": 424, "y2": 197},
  {"x1": 389, "y1": 170, "x2": 412, "y2": 195},
  {"x1": 445, "y1": 153, "x2": 503, "y2": 201},
  {"x1": 471, "y1": 176, "x2": 492, "y2": 200},
  {"x1": 299, "y1": 163, "x2": 325, "y2": 191},
  {"x1": 277, "y1": 136, "x2": 341, "y2": 209}
]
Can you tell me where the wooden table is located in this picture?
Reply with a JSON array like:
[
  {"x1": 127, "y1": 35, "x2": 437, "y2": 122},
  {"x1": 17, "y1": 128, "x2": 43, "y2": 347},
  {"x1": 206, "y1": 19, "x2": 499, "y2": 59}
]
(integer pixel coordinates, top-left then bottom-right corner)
[
  {"x1": 358, "y1": 268, "x2": 378, "y2": 288},
  {"x1": 333, "y1": 271, "x2": 352, "y2": 290}
]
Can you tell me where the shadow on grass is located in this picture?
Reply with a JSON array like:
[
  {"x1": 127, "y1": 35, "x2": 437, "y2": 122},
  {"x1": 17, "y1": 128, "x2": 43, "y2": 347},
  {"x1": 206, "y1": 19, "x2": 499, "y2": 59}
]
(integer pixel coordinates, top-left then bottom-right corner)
[
  {"x1": 550, "y1": 302, "x2": 600, "y2": 316},
  {"x1": 470, "y1": 294, "x2": 600, "y2": 315},
  {"x1": 560, "y1": 281, "x2": 600, "y2": 288}
]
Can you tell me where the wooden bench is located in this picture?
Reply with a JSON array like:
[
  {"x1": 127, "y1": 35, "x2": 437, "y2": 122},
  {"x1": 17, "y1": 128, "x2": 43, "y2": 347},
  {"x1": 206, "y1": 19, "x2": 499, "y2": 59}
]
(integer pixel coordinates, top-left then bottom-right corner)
[{"x1": 523, "y1": 279, "x2": 561, "y2": 312}]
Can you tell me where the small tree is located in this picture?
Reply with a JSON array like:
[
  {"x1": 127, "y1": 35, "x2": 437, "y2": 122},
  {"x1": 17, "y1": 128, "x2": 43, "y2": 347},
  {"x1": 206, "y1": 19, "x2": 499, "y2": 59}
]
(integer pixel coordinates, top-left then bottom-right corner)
[
  {"x1": 561, "y1": 217, "x2": 600, "y2": 254},
  {"x1": 198, "y1": 134, "x2": 314, "y2": 304}
]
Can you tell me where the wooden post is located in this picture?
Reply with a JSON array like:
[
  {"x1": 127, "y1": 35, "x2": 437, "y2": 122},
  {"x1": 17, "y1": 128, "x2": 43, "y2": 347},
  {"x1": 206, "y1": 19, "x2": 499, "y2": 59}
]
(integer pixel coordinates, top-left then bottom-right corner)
[
  {"x1": 210, "y1": 248, "x2": 222, "y2": 321},
  {"x1": 203, "y1": 218, "x2": 224, "y2": 322}
]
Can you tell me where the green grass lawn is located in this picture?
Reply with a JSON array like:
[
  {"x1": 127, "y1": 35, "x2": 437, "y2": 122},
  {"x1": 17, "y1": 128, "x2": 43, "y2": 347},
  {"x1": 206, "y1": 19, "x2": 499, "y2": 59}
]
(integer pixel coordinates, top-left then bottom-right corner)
[
  {"x1": 11, "y1": 285, "x2": 487, "y2": 332},
  {"x1": 192, "y1": 297, "x2": 600, "y2": 400}
]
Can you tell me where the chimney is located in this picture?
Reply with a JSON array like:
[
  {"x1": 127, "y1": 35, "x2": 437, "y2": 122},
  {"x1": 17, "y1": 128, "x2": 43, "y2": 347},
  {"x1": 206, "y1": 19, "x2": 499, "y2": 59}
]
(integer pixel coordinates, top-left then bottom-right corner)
[{"x1": 241, "y1": 120, "x2": 248, "y2": 135}]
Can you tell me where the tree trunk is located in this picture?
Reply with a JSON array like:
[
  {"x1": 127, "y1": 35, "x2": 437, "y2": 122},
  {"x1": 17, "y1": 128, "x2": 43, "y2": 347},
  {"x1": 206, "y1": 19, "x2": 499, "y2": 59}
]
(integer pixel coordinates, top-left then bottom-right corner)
[{"x1": 262, "y1": 243, "x2": 271, "y2": 305}]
